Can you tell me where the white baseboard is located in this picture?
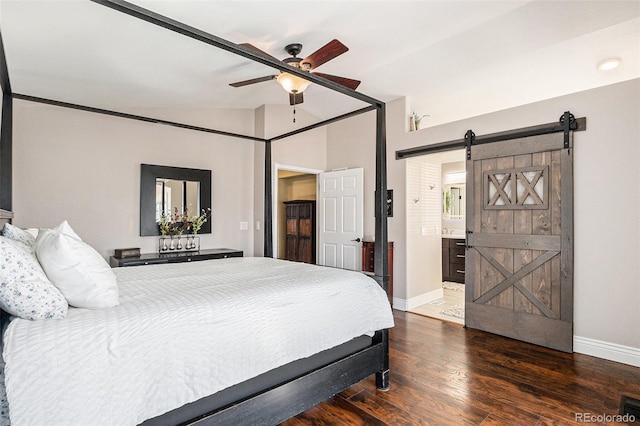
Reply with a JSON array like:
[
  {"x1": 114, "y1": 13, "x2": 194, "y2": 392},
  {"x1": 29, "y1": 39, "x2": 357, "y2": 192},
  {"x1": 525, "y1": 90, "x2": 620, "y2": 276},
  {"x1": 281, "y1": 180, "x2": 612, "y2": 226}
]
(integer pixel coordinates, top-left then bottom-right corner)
[
  {"x1": 392, "y1": 297, "x2": 408, "y2": 311},
  {"x1": 574, "y1": 336, "x2": 640, "y2": 368},
  {"x1": 392, "y1": 288, "x2": 444, "y2": 311}
]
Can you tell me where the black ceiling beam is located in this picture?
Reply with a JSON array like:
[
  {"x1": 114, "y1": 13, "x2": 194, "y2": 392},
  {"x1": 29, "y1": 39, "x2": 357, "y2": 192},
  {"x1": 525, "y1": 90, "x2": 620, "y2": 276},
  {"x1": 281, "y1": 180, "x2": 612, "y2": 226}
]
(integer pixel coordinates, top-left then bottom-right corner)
[
  {"x1": 89, "y1": 0, "x2": 383, "y2": 108},
  {"x1": 270, "y1": 106, "x2": 375, "y2": 142},
  {"x1": 13, "y1": 93, "x2": 265, "y2": 142}
]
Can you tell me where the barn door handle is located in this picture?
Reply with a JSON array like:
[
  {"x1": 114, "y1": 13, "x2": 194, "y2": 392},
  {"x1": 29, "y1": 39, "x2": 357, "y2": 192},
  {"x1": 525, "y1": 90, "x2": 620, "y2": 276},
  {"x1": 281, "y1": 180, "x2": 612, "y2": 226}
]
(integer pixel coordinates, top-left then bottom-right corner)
[{"x1": 351, "y1": 238, "x2": 362, "y2": 243}]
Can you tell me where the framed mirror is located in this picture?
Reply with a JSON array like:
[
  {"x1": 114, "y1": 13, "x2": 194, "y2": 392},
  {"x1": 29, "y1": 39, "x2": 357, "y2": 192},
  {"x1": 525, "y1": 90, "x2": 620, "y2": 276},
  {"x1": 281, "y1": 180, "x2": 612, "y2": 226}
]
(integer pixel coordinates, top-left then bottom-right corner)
[
  {"x1": 443, "y1": 183, "x2": 465, "y2": 219},
  {"x1": 140, "y1": 164, "x2": 212, "y2": 236}
]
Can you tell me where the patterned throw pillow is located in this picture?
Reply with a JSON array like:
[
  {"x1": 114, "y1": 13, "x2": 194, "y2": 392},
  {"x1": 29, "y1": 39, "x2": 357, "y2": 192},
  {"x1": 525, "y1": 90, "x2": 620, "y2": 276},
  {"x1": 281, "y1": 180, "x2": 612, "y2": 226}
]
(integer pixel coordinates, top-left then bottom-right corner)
[
  {"x1": 2, "y1": 223, "x2": 36, "y2": 253},
  {"x1": 0, "y1": 236, "x2": 68, "y2": 320}
]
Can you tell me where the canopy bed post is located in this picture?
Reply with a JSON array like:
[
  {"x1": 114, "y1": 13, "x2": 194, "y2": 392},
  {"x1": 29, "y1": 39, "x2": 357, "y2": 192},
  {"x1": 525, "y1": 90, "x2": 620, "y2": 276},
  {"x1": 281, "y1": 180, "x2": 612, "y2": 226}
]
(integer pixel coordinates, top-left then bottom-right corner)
[
  {"x1": 373, "y1": 102, "x2": 390, "y2": 391},
  {"x1": 0, "y1": 93, "x2": 11, "y2": 213},
  {"x1": 264, "y1": 139, "x2": 273, "y2": 257},
  {"x1": 0, "y1": 30, "x2": 12, "y2": 212}
]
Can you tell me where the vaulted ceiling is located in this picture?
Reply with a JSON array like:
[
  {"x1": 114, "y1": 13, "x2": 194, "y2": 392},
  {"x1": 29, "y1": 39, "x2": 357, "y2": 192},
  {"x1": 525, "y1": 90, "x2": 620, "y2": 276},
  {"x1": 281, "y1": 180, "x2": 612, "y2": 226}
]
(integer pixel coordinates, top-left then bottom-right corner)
[{"x1": 1, "y1": 1, "x2": 638, "y2": 129}]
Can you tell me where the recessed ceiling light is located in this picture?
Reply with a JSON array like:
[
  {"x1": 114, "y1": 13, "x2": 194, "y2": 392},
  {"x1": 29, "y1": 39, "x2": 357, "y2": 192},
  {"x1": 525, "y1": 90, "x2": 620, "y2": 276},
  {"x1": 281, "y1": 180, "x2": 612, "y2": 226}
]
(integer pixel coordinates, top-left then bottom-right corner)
[{"x1": 598, "y1": 58, "x2": 621, "y2": 71}]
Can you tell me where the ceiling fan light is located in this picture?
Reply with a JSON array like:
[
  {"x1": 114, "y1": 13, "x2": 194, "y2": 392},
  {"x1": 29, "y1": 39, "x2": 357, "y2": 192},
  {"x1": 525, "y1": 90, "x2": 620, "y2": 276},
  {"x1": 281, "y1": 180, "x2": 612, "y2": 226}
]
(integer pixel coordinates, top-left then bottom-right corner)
[{"x1": 277, "y1": 72, "x2": 311, "y2": 94}]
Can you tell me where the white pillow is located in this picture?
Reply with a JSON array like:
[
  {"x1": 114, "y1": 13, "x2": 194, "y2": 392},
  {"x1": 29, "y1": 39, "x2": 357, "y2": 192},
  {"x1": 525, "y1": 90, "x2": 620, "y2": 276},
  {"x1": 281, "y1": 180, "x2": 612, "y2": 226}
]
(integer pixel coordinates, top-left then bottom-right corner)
[
  {"x1": 35, "y1": 221, "x2": 119, "y2": 309},
  {"x1": 2, "y1": 223, "x2": 36, "y2": 253},
  {"x1": 0, "y1": 236, "x2": 68, "y2": 320}
]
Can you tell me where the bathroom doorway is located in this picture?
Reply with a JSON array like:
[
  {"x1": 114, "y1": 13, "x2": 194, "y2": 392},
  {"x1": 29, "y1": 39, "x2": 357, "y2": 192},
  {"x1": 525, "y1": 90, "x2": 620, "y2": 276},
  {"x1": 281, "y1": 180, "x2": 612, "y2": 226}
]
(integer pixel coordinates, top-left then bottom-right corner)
[{"x1": 405, "y1": 149, "x2": 466, "y2": 324}]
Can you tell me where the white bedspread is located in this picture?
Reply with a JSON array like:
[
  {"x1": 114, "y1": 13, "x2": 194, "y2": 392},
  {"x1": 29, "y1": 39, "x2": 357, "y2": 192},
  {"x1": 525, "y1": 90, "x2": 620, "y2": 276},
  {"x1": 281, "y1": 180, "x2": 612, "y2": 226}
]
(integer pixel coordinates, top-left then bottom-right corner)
[{"x1": 2, "y1": 257, "x2": 393, "y2": 426}]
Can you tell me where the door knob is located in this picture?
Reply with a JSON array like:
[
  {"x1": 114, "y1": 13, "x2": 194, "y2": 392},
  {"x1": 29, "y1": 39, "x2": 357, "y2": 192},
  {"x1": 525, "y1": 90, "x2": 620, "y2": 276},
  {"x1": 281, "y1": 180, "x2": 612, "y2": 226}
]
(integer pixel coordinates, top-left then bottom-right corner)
[{"x1": 351, "y1": 238, "x2": 362, "y2": 243}]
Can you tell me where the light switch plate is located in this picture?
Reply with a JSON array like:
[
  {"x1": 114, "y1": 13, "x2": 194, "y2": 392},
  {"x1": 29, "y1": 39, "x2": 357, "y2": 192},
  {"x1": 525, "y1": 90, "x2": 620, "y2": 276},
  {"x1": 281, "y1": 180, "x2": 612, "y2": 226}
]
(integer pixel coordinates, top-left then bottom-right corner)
[{"x1": 240, "y1": 221, "x2": 248, "y2": 230}]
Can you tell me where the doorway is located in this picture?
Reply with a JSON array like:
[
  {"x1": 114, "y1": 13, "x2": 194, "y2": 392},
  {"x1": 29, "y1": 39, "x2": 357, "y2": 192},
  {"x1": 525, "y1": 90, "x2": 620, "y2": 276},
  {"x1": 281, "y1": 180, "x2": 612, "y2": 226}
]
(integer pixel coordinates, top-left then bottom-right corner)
[
  {"x1": 405, "y1": 149, "x2": 466, "y2": 324},
  {"x1": 274, "y1": 165, "x2": 321, "y2": 261},
  {"x1": 273, "y1": 165, "x2": 365, "y2": 271}
]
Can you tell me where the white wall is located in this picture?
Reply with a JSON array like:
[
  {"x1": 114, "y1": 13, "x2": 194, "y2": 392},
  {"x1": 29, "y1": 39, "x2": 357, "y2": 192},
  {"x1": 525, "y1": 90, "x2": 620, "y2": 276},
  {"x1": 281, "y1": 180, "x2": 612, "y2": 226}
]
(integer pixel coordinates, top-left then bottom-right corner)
[
  {"x1": 253, "y1": 104, "x2": 327, "y2": 257},
  {"x1": 12, "y1": 100, "x2": 257, "y2": 258},
  {"x1": 404, "y1": 157, "x2": 442, "y2": 308},
  {"x1": 326, "y1": 110, "x2": 377, "y2": 240},
  {"x1": 326, "y1": 78, "x2": 640, "y2": 364}
]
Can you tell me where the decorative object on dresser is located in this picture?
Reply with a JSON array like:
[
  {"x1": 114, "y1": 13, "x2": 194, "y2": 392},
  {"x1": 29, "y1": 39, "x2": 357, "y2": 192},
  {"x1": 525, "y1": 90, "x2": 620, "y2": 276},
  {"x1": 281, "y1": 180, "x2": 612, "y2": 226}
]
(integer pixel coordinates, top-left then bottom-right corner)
[
  {"x1": 109, "y1": 248, "x2": 243, "y2": 268},
  {"x1": 442, "y1": 237, "x2": 465, "y2": 284},
  {"x1": 284, "y1": 200, "x2": 316, "y2": 264},
  {"x1": 157, "y1": 206, "x2": 211, "y2": 252},
  {"x1": 362, "y1": 241, "x2": 394, "y2": 303},
  {"x1": 158, "y1": 235, "x2": 200, "y2": 252},
  {"x1": 113, "y1": 247, "x2": 141, "y2": 258}
]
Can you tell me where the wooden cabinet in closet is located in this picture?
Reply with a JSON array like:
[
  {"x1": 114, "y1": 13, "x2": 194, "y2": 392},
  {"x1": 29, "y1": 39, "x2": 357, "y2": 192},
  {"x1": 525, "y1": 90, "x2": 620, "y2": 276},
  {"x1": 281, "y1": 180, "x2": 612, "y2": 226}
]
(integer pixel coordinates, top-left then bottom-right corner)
[{"x1": 283, "y1": 200, "x2": 316, "y2": 264}]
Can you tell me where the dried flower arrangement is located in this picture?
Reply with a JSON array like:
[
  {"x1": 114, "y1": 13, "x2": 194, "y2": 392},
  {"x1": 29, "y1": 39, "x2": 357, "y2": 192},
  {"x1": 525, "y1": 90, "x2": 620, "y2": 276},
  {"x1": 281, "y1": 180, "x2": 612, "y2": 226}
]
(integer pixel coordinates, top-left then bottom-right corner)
[{"x1": 159, "y1": 207, "x2": 211, "y2": 236}]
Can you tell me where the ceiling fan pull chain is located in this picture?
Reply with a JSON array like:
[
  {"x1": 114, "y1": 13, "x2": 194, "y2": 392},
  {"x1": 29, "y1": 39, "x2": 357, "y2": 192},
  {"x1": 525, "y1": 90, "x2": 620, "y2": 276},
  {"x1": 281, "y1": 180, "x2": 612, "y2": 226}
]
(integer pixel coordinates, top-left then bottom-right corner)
[{"x1": 293, "y1": 102, "x2": 296, "y2": 123}]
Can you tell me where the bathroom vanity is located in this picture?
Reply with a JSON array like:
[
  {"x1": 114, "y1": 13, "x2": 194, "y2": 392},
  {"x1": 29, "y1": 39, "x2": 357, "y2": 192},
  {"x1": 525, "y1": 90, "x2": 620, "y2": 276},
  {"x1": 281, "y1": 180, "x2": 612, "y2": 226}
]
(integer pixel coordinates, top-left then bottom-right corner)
[{"x1": 442, "y1": 237, "x2": 466, "y2": 283}]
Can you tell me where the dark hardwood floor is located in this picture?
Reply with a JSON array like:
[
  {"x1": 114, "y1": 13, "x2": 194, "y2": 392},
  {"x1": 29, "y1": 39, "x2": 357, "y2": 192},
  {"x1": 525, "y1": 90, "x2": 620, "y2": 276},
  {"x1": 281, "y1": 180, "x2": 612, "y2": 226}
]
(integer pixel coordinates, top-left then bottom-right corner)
[{"x1": 283, "y1": 310, "x2": 640, "y2": 425}]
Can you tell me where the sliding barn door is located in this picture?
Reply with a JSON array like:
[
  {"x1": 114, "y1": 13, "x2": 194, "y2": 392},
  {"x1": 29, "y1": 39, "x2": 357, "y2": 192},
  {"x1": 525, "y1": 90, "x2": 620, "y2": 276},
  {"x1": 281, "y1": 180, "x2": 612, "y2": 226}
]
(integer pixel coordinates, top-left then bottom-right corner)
[{"x1": 465, "y1": 132, "x2": 573, "y2": 352}]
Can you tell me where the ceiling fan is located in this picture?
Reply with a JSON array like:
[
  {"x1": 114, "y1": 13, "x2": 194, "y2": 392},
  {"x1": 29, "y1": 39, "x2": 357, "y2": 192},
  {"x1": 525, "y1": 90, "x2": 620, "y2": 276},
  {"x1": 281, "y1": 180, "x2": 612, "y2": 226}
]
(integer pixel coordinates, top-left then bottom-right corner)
[{"x1": 229, "y1": 39, "x2": 361, "y2": 106}]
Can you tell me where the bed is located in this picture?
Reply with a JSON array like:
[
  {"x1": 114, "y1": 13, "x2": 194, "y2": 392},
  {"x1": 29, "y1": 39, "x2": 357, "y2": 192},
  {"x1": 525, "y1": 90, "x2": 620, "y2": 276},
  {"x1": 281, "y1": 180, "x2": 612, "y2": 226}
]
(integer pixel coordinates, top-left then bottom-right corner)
[
  {"x1": 1, "y1": 254, "x2": 393, "y2": 425},
  {"x1": 0, "y1": 1, "x2": 392, "y2": 424}
]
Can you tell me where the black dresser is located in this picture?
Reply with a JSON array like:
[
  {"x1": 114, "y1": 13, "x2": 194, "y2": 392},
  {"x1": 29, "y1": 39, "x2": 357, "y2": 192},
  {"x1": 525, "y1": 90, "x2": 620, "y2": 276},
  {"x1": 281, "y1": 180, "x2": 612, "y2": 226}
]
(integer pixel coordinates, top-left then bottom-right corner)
[{"x1": 110, "y1": 248, "x2": 243, "y2": 267}]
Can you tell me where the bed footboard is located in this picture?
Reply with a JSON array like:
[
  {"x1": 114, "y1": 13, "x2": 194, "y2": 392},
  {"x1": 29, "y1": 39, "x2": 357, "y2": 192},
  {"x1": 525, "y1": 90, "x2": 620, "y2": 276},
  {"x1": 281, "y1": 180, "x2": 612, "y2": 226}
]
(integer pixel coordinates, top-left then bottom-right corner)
[
  {"x1": 143, "y1": 334, "x2": 387, "y2": 426},
  {"x1": 195, "y1": 344, "x2": 384, "y2": 425}
]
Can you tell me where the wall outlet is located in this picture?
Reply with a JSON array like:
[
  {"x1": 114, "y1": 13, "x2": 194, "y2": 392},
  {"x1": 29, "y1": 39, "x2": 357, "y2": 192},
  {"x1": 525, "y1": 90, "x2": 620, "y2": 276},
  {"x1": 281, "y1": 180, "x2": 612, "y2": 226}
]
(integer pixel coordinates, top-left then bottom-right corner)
[{"x1": 240, "y1": 221, "x2": 248, "y2": 230}]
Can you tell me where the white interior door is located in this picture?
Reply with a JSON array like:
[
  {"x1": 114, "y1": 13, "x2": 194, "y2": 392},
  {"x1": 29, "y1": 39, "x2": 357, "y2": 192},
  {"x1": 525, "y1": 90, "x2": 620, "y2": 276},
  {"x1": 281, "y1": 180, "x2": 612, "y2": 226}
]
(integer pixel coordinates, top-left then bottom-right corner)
[{"x1": 318, "y1": 168, "x2": 364, "y2": 271}]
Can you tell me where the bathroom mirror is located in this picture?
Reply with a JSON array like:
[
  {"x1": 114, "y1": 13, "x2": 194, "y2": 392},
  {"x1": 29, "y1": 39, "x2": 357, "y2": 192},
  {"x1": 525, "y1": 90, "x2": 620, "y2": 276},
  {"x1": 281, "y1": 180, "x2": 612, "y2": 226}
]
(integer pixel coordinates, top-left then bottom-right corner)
[
  {"x1": 140, "y1": 164, "x2": 211, "y2": 236},
  {"x1": 443, "y1": 183, "x2": 465, "y2": 220}
]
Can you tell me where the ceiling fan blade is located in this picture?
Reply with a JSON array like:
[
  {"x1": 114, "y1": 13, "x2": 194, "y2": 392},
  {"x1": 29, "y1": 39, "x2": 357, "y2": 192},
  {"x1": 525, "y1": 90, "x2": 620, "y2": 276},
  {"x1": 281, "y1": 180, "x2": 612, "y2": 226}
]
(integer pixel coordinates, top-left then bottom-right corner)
[
  {"x1": 313, "y1": 72, "x2": 361, "y2": 90},
  {"x1": 289, "y1": 92, "x2": 304, "y2": 105},
  {"x1": 229, "y1": 75, "x2": 276, "y2": 88},
  {"x1": 302, "y1": 39, "x2": 348, "y2": 70},
  {"x1": 239, "y1": 43, "x2": 280, "y2": 61}
]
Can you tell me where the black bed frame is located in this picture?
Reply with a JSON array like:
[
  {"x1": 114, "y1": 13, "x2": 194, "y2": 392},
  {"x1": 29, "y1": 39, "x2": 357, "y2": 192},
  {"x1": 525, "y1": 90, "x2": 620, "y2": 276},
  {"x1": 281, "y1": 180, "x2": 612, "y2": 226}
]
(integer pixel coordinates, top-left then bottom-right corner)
[{"x1": 0, "y1": 1, "x2": 390, "y2": 424}]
